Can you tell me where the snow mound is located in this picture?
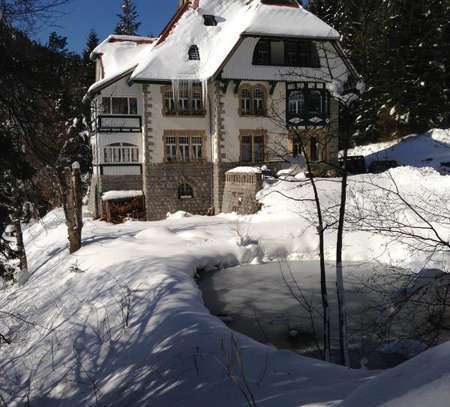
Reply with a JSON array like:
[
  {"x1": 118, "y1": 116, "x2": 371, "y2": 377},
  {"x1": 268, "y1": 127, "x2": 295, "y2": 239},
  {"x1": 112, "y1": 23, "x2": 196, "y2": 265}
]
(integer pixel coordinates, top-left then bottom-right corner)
[
  {"x1": 166, "y1": 210, "x2": 193, "y2": 219},
  {"x1": 342, "y1": 341, "x2": 450, "y2": 407},
  {"x1": 348, "y1": 129, "x2": 450, "y2": 172}
]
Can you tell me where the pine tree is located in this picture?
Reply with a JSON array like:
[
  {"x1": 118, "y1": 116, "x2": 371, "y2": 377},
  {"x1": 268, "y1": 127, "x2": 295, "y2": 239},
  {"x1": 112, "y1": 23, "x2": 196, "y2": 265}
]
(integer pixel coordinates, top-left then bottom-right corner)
[
  {"x1": 83, "y1": 29, "x2": 99, "y2": 64},
  {"x1": 114, "y1": 0, "x2": 140, "y2": 36}
]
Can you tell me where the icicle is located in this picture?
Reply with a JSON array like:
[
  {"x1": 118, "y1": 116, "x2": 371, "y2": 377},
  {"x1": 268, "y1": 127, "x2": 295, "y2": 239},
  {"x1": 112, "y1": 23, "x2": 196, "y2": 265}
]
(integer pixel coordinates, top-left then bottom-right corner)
[{"x1": 201, "y1": 78, "x2": 208, "y2": 106}]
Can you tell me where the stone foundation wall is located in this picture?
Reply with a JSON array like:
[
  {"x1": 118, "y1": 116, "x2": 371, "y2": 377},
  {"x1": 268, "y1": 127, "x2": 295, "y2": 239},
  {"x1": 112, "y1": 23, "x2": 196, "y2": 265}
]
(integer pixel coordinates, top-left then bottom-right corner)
[
  {"x1": 145, "y1": 161, "x2": 213, "y2": 220},
  {"x1": 222, "y1": 171, "x2": 263, "y2": 215},
  {"x1": 214, "y1": 161, "x2": 284, "y2": 214}
]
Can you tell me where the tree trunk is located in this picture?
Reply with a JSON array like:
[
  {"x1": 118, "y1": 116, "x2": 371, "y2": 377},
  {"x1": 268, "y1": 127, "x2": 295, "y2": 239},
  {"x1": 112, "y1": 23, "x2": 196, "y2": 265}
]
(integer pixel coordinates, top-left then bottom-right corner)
[
  {"x1": 303, "y1": 145, "x2": 331, "y2": 361},
  {"x1": 336, "y1": 145, "x2": 351, "y2": 367},
  {"x1": 13, "y1": 218, "x2": 28, "y2": 274},
  {"x1": 59, "y1": 165, "x2": 83, "y2": 254}
]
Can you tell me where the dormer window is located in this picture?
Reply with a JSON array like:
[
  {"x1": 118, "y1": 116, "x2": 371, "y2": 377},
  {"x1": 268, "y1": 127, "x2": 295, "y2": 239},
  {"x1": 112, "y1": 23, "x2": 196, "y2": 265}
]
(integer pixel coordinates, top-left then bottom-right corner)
[
  {"x1": 253, "y1": 38, "x2": 320, "y2": 68},
  {"x1": 188, "y1": 45, "x2": 200, "y2": 60},
  {"x1": 203, "y1": 15, "x2": 217, "y2": 26}
]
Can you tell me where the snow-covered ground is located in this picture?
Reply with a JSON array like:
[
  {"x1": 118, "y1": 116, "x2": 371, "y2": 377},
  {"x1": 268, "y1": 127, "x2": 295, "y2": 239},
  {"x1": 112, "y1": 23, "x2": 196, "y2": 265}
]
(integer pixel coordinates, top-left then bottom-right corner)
[
  {"x1": 348, "y1": 128, "x2": 450, "y2": 172},
  {"x1": 1, "y1": 131, "x2": 450, "y2": 406}
]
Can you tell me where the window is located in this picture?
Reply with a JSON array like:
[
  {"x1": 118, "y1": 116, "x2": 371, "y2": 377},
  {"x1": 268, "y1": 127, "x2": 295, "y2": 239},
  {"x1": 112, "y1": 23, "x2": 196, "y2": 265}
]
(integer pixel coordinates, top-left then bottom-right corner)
[
  {"x1": 240, "y1": 88, "x2": 252, "y2": 115},
  {"x1": 240, "y1": 132, "x2": 265, "y2": 163},
  {"x1": 101, "y1": 97, "x2": 138, "y2": 115},
  {"x1": 164, "y1": 133, "x2": 204, "y2": 162},
  {"x1": 288, "y1": 91, "x2": 304, "y2": 115},
  {"x1": 309, "y1": 90, "x2": 323, "y2": 115},
  {"x1": 161, "y1": 83, "x2": 204, "y2": 116},
  {"x1": 163, "y1": 88, "x2": 176, "y2": 115},
  {"x1": 178, "y1": 83, "x2": 190, "y2": 113},
  {"x1": 178, "y1": 136, "x2": 190, "y2": 161},
  {"x1": 165, "y1": 136, "x2": 177, "y2": 161},
  {"x1": 192, "y1": 136, "x2": 203, "y2": 160},
  {"x1": 178, "y1": 183, "x2": 194, "y2": 199},
  {"x1": 192, "y1": 84, "x2": 203, "y2": 113},
  {"x1": 104, "y1": 143, "x2": 139, "y2": 164},
  {"x1": 253, "y1": 40, "x2": 270, "y2": 65},
  {"x1": 253, "y1": 38, "x2": 320, "y2": 68},
  {"x1": 239, "y1": 85, "x2": 267, "y2": 116},
  {"x1": 188, "y1": 45, "x2": 200, "y2": 60},
  {"x1": 203, "y1": 14, "x2": 217, "y2": 26},
  {"x1": 253, "y1": 86, "x2": 266, "y2": 115}
]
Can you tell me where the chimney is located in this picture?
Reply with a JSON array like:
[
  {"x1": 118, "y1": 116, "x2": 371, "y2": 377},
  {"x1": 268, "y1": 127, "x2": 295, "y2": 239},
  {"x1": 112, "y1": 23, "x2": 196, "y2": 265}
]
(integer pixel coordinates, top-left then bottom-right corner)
[{"x1": 177, "y1": 0, "x2": 189, "y2": 9}]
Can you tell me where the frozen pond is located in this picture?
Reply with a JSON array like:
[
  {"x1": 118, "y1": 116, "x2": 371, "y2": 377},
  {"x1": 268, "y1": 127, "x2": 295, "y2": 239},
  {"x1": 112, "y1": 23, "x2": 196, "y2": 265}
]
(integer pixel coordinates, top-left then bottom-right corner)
[{"x1": 198, "y1": 261, "x2": 418, "y2": 369}]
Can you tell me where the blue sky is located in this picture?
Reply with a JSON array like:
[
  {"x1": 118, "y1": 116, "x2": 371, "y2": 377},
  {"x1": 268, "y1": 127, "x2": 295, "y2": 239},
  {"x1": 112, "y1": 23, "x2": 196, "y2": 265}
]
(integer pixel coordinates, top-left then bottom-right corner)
[{"x1": 35, "y1": 0, "x2": 178, "y2": 53}]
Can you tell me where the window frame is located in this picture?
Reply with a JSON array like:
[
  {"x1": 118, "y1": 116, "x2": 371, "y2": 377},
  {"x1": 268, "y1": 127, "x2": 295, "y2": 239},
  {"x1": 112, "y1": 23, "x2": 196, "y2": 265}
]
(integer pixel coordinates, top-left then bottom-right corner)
[
  {"x1": 238, "y1": 84, "x2": 267, "y2": 117},
  {"x1": 253, "y1": 38, "x2": 320, "y2": 68},
  {"x1": 103, "y1": 142, "x2": 139, "y2": 164},
  {"x1": 163, "y1": 131, "x2": 206, "y2": 162},
  {"x1": 178, "y1": 183, "x2": 194, "y2": 200},
  {"x1": 161, "y1": 84, "x2": 205, "y2": 116},
  {"x1": 101, "y1": 97, "x2": 139, "y2": 116},
  {"x1": 239, "y1": 131, "x2": 266, "y2": 163}
]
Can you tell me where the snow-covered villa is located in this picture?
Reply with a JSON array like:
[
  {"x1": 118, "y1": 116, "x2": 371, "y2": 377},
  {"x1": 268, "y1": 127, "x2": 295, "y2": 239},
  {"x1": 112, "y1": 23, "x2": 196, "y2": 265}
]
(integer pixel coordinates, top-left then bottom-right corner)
[{"x1": 86, "y1": 0, "x2": 358, "y2": 220}]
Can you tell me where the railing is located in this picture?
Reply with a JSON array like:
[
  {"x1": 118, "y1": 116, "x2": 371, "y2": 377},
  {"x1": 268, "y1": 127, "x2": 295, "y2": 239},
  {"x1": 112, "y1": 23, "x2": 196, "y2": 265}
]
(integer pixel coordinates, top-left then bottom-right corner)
[{"x1": 97, "y1": 115, "x2": 142, "y2": 133}]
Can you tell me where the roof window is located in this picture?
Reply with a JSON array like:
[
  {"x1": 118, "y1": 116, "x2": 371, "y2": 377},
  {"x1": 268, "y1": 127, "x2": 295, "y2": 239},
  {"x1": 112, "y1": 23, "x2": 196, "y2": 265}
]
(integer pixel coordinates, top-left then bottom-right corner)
[
  {"x1": 203, "y1": 14, "x2": 217, "y2": 26},
  {"x1": 188, "y1": 45, "x2": 200, "y2": 60}
]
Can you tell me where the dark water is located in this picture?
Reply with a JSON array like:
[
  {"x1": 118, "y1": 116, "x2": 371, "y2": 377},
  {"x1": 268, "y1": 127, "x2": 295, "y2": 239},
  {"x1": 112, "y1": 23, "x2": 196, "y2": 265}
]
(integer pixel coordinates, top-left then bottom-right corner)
[{"x1": 198, "y1": 261, "x2": 410, "y2": 369}]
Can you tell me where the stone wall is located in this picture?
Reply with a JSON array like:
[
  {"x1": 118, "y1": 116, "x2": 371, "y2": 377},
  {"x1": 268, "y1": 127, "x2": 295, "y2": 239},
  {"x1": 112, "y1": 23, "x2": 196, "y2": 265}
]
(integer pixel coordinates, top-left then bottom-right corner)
[
  {"x1": 145, "y1": 161, "x2": 213, "y2": 220},
  {"x1": 222, "y1": 171, "x2": 263, "y2": 215}
]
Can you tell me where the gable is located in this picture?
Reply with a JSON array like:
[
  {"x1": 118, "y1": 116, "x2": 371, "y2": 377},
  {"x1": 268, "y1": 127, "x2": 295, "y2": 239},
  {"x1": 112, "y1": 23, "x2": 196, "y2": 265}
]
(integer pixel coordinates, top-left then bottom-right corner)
[{"x1": 130, "y1": 0, "x2": 340, "y2": 83}]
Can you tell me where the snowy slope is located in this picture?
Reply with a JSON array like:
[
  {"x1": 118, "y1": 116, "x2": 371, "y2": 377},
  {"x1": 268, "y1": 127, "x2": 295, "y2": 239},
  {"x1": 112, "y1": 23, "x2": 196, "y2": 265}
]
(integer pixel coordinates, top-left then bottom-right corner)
[
  {"x1": 341, "y1": 342, "x2": 450, "y2": 407},
  {"x1": 348, "y1": 129, "x2": 450, "y2": 172},
  {"x1": 0, "y1": 210, "x2": 369, "y2": 406},
  {"x1": 2, "y1": 162, "x2": 450, "y2": 405}
]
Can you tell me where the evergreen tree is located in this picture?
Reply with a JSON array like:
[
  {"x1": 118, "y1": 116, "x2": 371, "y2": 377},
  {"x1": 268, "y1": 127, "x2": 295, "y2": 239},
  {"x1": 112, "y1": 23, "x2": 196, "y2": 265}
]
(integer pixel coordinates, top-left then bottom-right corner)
[
  {"x1": 83, "y1": 29, "x2": 99, "y2": 64},
  {"x1": 114, "y1": 0, "x2": 140, "y2": 36}
]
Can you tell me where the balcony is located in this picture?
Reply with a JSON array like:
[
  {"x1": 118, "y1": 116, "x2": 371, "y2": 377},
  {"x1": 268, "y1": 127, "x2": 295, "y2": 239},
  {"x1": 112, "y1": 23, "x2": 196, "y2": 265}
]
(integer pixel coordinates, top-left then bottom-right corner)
[{"x1": 97, "y1": 115, "x2": 142, "y2": 133}]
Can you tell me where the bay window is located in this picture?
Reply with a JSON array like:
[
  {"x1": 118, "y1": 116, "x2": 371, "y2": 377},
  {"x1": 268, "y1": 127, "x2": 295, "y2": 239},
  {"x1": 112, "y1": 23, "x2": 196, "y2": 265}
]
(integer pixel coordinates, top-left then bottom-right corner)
[
  {"x1": 101, "y1": 97, "x2": 138, "y2": 115},
  {"x1": 104, "y1": 143, "x2": 139, "y2": 164}
]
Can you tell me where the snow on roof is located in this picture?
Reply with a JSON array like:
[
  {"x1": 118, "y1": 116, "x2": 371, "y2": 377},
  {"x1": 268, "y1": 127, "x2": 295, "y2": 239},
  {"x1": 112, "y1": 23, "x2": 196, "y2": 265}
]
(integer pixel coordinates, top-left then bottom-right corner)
[
  {"x1": 88, "y1": 35, "x2": 156, "y2": 96},
  {"x1": 102, "y1": 190, "x2": 143, "y2": 201},
  {"x1": 130, "y1": 0, "x2": 340, "y2": 82}
]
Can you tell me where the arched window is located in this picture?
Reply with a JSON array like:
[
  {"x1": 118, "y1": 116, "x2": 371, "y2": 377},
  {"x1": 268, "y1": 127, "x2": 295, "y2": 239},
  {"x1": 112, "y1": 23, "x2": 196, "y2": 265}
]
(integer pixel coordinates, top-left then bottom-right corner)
[
  {"x1": 240, "y1": 87, "x2": 252, "y2": 115},
  {"x1": 178, "y1": 183, "x2": 194, "y2": 199},
  {"x1": 239, "y1": 85, "x2": 267, "y2": 116},
  {"x1": 253, "y1": 86, "x2": 266, "y2": 115},
  {"x1": 188, "y1": 45, "x2": 200, "y2": 60},
  {"x1": 104, "y1": 143, "x2": 139, "y2": 164}
]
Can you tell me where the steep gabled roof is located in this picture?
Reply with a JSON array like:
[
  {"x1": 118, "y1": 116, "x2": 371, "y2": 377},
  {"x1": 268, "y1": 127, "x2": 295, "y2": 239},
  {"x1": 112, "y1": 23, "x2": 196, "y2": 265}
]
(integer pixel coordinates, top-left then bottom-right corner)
[
  {"x1": 87, "y1": 35, "x2": 156, "y2": 96},
  {"x1": 87, "y1": 0, "x2": 344, "y2": 97},
  {"x1": 130, "y1": 0, "x2": 340, "y2": 82}
]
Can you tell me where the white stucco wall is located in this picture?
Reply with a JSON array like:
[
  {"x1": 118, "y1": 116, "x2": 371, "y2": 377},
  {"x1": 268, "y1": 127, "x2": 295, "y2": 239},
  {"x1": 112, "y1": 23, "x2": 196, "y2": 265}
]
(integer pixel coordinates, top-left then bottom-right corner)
[
  {"x1": 220, "y1": 81, "x2": 289, "y2": 162},
  {"x1": 147, "y1": 83, "x2": 212, "y2": 164},
  {"x1": 91, "y1": 77, "x2": 144, "y2": 165}
]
